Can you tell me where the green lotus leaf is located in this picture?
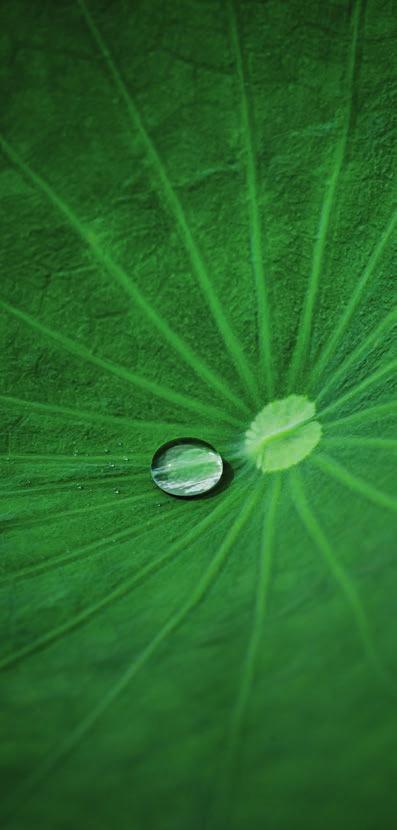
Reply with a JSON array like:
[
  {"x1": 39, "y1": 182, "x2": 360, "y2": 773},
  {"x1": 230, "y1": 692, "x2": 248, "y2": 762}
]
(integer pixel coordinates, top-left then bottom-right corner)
[{"x1": 0, "y1": 1, "x2": 396, "y2": 829}]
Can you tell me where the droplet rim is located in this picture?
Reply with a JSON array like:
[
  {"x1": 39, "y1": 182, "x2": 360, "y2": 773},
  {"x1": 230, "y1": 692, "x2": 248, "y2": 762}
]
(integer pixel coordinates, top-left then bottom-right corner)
[{"x1": 150, "y1": 436, "x2": 224, "y2": 499}]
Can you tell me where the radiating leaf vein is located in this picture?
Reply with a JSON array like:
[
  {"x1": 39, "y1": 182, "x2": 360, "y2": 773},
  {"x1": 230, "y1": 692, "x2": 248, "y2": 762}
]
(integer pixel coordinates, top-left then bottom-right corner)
[
  {"x1": 0, "y1": 299, "x2": 243, "y2": 428},
  {"x1": 288, "y1": 0, "x2": 363, "y2": 390},
  {"x1": 323, "y1": 399, "x2": 397, "y2": 430},
  {"x1": 2, "y1": 483, "x2": 260, "y2": 808},
  {"x1": 310, "y1": 208, "x2": 397, "y2": 389},
  {"x1": 75, "y1": 0, "x2": 259, "y2": 407},
  {"x1": 0, "y1": 132, "x2": 251, "y2": 418},
  {"x1": 315, "y1": 306, "x2": 397, "y2": 404},
  {"x1": 290, "y1": 467, "x2": 384, "y2": 675},
  {"x1": 228, "y1": 0, "x2": 273, "y2": 397},
  {"x1": 311, "y1": 452, "x2": 397, "y2": 513},
  {"x1": 318, "y1": 358, "x2": 397, "y2": 419}
]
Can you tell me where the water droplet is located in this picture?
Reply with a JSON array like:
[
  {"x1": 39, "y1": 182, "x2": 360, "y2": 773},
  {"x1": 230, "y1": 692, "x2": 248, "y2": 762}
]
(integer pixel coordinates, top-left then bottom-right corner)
[
  {"x1": 113, "y1": 489, "x2": 120, "y2": 495},
  {"x1": 151, "y1": 437, "x2": 223, "y2": 498},
  {"x1": 76, "y1": 484, "x2": 83, "y2": 490}
]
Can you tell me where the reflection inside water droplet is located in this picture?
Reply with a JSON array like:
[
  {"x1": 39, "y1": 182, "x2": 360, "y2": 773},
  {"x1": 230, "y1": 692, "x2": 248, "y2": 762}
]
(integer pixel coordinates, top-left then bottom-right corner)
[{"x1": 151, "y1": 437, "x2": 223, "y2": 497}]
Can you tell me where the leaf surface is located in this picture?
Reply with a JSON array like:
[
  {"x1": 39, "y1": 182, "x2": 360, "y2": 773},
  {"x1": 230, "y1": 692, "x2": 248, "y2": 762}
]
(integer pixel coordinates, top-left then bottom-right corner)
[{"x1": 1, "y1": 1, "x2": 396, "y2": 829}]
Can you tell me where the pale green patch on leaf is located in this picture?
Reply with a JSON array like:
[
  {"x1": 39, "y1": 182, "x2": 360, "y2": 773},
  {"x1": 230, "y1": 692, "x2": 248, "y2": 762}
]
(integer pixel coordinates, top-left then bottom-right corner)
[{"x1": 243, "y1": 395, "x2": 322, "y2": 472}]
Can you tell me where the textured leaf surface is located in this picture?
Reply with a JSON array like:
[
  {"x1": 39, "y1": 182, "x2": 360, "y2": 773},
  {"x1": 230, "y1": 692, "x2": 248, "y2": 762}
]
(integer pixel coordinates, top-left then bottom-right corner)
[{"x1": 1, "y1": 1, "x2": 396, "y2": 829}]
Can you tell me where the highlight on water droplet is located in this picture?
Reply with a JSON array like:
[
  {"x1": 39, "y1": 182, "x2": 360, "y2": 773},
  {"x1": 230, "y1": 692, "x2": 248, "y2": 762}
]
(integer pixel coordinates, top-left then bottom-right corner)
[
  {"x1": 151, "y1": 437, "x2": 223, "y2": 497},
  {"x1": 243, "y1": 394, "x2": 322, "y2": 472}
]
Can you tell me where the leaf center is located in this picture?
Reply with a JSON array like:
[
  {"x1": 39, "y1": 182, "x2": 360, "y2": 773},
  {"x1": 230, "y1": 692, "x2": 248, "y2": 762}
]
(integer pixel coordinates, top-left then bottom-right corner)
[{"x1": 243, "y1": 394, "x2": 322, "y2": 472}]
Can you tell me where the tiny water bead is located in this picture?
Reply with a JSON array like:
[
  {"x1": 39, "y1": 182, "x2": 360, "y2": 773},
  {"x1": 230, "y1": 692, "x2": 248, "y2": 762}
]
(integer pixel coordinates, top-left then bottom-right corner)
[
  {"x1": 151, "y1": 438, "x2": 223, "y2": 497},
  {"x1": 243, "y1": 394, "x2": 322, "y2": 472}
]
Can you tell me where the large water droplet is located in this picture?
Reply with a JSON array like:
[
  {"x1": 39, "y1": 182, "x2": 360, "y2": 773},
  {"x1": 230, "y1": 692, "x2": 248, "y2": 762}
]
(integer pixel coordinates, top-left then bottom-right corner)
[{"x1": 151, "y1": 438, "x2": 223, "y2": 497}]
